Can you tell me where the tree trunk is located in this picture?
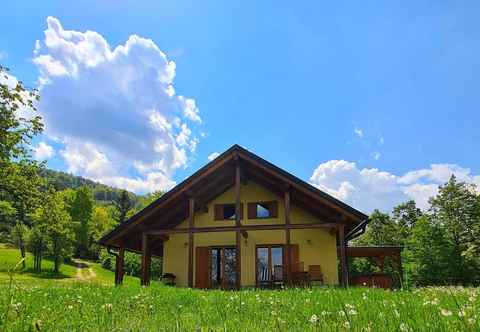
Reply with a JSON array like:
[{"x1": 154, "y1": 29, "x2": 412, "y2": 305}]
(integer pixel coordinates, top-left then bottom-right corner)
[{"x1": 20, "y1": 244, "x2": 26, "y2": 269}]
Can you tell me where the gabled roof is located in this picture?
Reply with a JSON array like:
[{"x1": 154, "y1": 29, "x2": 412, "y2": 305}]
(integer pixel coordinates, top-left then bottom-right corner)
[{"x1": 99, "y1": 145, "x2": 368, "y2": 254}]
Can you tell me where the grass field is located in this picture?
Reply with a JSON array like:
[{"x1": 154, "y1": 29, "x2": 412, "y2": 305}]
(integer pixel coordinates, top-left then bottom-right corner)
[
  {"x1": 0, "y1": 246, "x2": 137, "y2": 285},
  {"x1": 1, "y1": 247, "x2": 479, "y2": 331}
]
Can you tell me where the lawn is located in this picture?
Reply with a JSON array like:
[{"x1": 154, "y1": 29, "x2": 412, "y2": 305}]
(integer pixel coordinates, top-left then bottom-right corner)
[
  {"x1": 0, "y1": 247, "x2": 77, "y2": 280},
  {"x1": 1, "y1": 279, "x2": 479, "y2": 331},
  {"x1": 0, "y1": 247, "x2": 137, "y2": 286},
  {"x1": 1, "y1": 247, "x2": 479, "y2": 331}
]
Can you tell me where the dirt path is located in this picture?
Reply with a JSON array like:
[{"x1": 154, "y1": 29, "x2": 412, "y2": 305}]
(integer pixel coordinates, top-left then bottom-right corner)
[{"x1": 73, "y1": 259, "x2": 97, "y2": 281}]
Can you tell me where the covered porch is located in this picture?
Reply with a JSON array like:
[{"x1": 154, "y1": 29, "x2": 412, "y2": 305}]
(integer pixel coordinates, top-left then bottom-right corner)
[{"x1": 344, "y1": 246, "x2": 403, "y2": 288}]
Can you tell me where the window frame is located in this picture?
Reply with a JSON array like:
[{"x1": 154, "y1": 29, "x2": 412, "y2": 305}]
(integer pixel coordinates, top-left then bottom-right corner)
[
  {"x1": 214, "y1": 203, "x2": 243, "y2": 221},
  {"x1": 247, "y1": 201, "x2": 278, "y2": 219}
]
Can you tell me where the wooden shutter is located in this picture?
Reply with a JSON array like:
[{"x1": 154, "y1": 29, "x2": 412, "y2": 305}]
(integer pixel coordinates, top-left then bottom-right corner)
[
  {"x1": 269, "y1": 201, "x2": 278, "y2": 218},
  {"x1": 289, "y1": 244, "x2": 300, "y2": 272},
  {"x1": 214, "y1": 204, "x2": 223, "y2": 220},
  {"x1": 247, "y1": 203, "x2": 256, "y2": 219},
  {"x1": 195, "y1": 247, "x2": 210, "y2": 288}
]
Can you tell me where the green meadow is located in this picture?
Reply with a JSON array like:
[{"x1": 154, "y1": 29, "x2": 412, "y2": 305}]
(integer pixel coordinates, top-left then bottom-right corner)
[{"x1": 1, "y1": 248, "x2": 479, "y2": 332}]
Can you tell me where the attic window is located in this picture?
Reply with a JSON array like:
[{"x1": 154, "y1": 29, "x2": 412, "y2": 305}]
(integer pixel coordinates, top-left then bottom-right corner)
[
  {"x1": 248, "y1": 201, "x2": 278, "y2": 219},
  {"x1": 223, "y1": 204, "x2": 236, "y2": 220},
  {"x1": 214, "y1": 203, "x2": 243, "y2": 220}
]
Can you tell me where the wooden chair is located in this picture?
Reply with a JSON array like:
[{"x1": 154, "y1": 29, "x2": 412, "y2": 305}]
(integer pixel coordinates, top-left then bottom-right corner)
[
  {"x1": 273, "y1": 265, "x2": 284, "y2": 287},
  {"x1": 291, "y1": 261, "x2": 310, "y2": 287},
  {"x1": 308, "y1": 265, "x2": 324, "y2": 285}
]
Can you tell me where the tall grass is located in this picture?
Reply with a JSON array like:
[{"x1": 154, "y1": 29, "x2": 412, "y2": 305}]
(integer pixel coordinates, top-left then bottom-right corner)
[{"x1": 0, "y1": 280, "x2": 478, "y2": 331}]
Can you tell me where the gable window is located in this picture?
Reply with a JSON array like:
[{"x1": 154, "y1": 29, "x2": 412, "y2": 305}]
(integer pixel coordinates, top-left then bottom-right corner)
[
  {"x1": 248, "y1": 201, "x2": 278, "y2": 219},
  {"x1": 214, "y1": 203, "x2": 243, "y2": 221}
]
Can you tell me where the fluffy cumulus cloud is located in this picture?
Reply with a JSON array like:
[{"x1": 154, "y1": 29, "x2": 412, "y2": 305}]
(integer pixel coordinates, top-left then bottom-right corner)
[
  {"x1": 33, "y1": 17, "x2": 201, "y2": 193},
  {"x1": 33, "y1": 142, "x2": 55, "y2": 160},
  {"x1": 310, "y1": 161, "x2": 480, "y2": 213}
]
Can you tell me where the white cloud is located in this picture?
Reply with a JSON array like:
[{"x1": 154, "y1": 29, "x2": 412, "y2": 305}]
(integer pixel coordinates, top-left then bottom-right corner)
[
  {"x1": 310, "y1": 161, "x2": 480, "y2": 213},
  {"x1": 372, "y1": 152, "x2": 381, "y2": 160},
  {"x1": 33, "y1": 17, "x2": 202, "y2": 193},
  {"x1": 354, "y1": 127, "x2": 364, "y2": 138},
  {"x1": 207, "y1": 152, "x2": 220, "y2": 161},
  {"x1": 33, "y1": 142, "x2": 55, "y2": 160}
]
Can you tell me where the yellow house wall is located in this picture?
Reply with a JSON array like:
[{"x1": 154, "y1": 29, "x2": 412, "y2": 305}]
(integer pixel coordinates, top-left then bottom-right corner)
[{"x1": 162, "y1": 181, "x2": 338, "y2": 287}]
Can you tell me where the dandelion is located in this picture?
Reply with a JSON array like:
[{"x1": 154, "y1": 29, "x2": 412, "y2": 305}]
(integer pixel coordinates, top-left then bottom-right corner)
[
  {"x1": 348, "y1": 309, "x2": 357, "y2": 315},
  {"x1": 309, "y1": 314, "x2": 318, "y2": 323},
  {"x1": 399, "y1": 323, "x2": 409, "y2": 331},
  {"x1": 394, "y1": 309, "x2": 400, "y2": 318},
  {"x1": 467, "y1": 318, "x2": 475, "y2": 325},
  {"x1": 67, "y1": 305, "x2": 73, "y2": 310},
  {"x1": 458, "y1": 310, "x2": 466, "y2": 317},
  {"x1": 440, "y1": 309, "x2": 452, "y2": 317},
  {"x1": 338, "y1": 310, "x2": 346, "y2": 316},
  {"x1": 343, "y1": 321, "x2": 351, "y2": 329}
]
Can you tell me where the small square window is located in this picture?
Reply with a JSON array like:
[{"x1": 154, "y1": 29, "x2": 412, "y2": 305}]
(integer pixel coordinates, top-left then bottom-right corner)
[
  {"x1": 248, "y1": 201, "x2": 278, "y2": 219},
  {"x1": 256, "y1": 203, "x2": 271, "y2": 218},
  {"x1": 214, "y1": 203, "x2": 243, "y2": 220},
  {"x1": 223, "y1": 204, "x2": 236, "y2": 220}
]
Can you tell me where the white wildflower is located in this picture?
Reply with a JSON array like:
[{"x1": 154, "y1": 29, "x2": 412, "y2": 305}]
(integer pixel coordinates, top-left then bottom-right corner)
[
  {"x1": 309, "y1": 314, "x2": 318, "y2": 323},
  {"x1": 440, "y1": 309, "x2": 452, "y2": 317}
]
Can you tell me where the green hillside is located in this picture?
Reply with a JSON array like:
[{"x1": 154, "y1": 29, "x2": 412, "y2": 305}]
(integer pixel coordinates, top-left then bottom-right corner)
[{"x1": 40, "y1": 168, "x2": 138, "y2": 204}]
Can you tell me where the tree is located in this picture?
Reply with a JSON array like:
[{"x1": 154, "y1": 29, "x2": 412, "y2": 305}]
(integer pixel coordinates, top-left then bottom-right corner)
[
  {"x1": 392, "y1": 200, "x2": 423, "y2": 244},
  {"x1": 403, "y1": 216, "x2": 451, "y2": 285},
  {"x1": 0, "y1": 65, "x2": 44, "y2": 267},
  {"x1": 114, "y1": 190, "x2": 134, "y2": 223},
  {"x1": 0, "y1": 65, "x2": 43, "y2": 162},
  {"x1": 356, "y1": 210, "x2": 402, "y2": 246},
  {"x1": 39, "y1": 189, "x2": 74, "y2": 273},
  {"x1": 9, "y1": 223, "x2": 29, "y2": 267},
  {"x1": 69, "y1": 186, "x2": 94, "y2": 258},
  {"x1": 429, "y1": 175, "x2": 480, "y2": 284},
  {"x1": 27, "y1": 225, "x2": 47, "y2": 272},
  {"x1": 88, "y1": 206, "x2": 116, "y2": 258}
]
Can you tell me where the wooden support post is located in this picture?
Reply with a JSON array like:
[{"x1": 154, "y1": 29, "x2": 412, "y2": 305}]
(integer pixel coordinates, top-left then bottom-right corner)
[
  {"x1": 284, "y1": 189, "x2": 291, "y2": 284},
  {"x1": 141, "y1": 233, "x2": 151, "y2": 286},
  {"x1": 115, "y1": 247, "x2": 125, "y2": 286},
  {"x1": 338, "y1": 224, "x2": 349, "y2": 287},
  {"x1": 187, "y1": 196, "x2": 195, "y2": 288},
  {"x1": 235, "y1": 158, "x2": 242, "y2": 289}
]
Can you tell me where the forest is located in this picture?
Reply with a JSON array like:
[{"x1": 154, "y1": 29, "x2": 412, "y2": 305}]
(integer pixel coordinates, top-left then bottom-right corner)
[{"x1": 1, "y1": 64, "x2": 480, "y2": 286}]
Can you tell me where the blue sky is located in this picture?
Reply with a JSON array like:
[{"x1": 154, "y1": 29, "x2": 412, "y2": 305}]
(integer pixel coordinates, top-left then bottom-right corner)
[{"x1": 1, "y1": 1, "x2": 479, "y2": 213}]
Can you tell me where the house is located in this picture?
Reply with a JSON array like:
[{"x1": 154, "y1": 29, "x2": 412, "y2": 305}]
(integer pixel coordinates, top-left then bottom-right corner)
[{"x1": 99, "y1": 145, "x2": 399, "y2": 288}]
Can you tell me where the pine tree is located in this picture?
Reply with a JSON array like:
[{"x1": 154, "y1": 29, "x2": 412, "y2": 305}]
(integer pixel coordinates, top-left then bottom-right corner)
[{"x1": 114, "y1": 190, "x2": 134, "y2": 224}]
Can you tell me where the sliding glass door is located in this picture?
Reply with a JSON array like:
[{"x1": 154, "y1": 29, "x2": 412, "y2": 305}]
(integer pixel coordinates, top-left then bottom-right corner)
[
  {"x1": 256, "y1": 245, "x2": 284, "y2": 287},
  {"x1": 210, "y1": 247, "x2": 237, "y2": 289}
]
